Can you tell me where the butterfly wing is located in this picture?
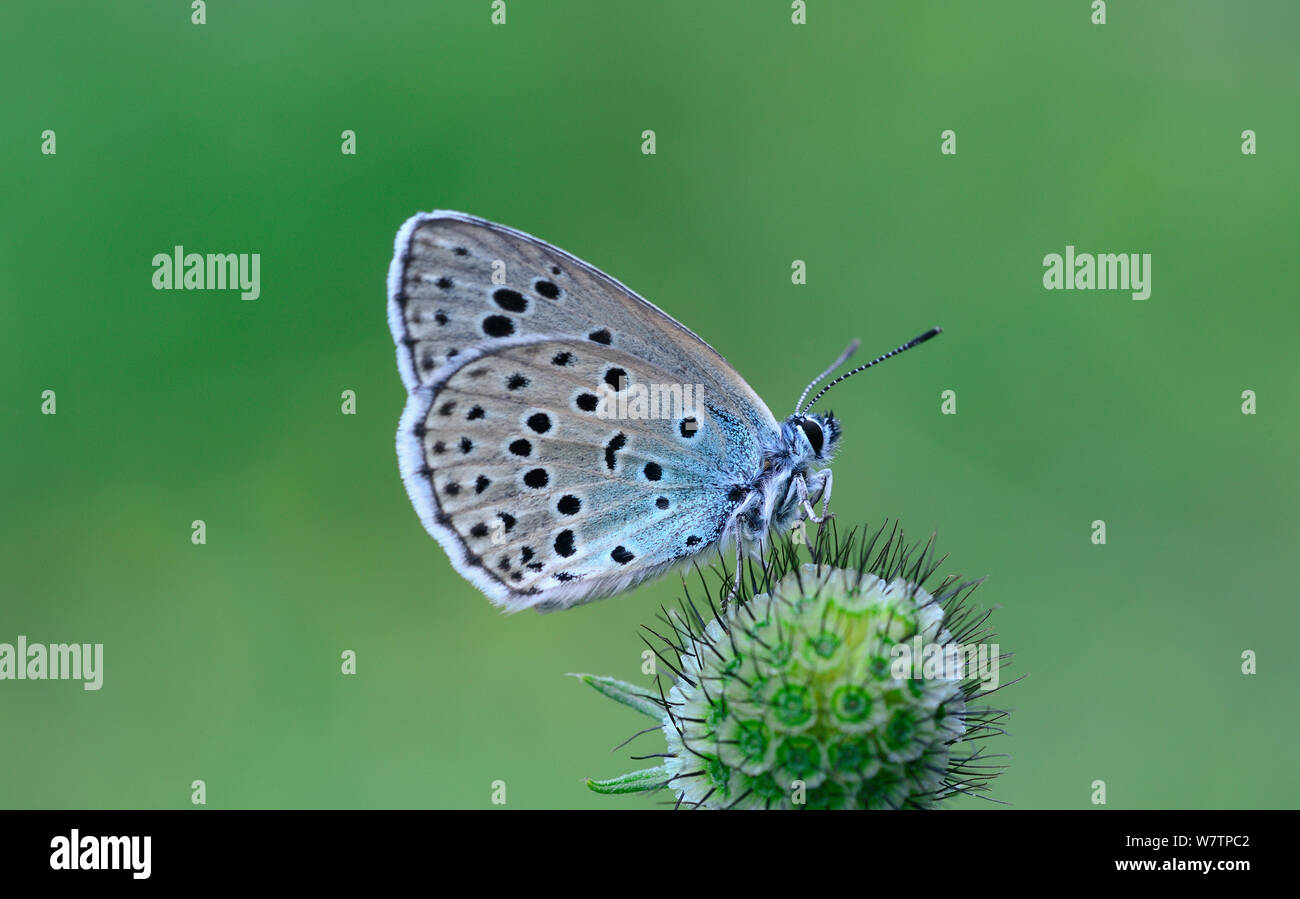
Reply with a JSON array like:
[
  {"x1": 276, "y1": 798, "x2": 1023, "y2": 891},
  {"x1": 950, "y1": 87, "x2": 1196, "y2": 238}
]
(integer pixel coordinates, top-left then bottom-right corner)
[
  {"x1": 399, "y1": 337, "x2": 765, "y2": 610},
  {"x1": 388, "y1": 212, "x2": 780, "y2": 611},
  {"x1": 388, "y1": 212, "x2": 772, "y2": 416}
]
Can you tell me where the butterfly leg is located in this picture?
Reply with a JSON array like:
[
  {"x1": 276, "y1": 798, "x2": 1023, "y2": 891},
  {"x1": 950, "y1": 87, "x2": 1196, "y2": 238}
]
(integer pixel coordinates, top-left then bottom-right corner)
[
  {"x1": 720, "y1": 494, "x2": 761, "y2": 619},
  {"x1": 797, "y1": 469, "x2": 834, "y2": 523},
  {"x1": 812, "y1": 467, "x2": 833, "y2": 520}
]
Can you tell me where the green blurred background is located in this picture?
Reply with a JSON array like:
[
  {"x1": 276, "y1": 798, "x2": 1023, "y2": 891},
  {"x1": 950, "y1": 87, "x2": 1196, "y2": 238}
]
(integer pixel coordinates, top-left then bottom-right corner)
[{"x1": 2, "y1": 1, "x2": 1297, "y2": 809}]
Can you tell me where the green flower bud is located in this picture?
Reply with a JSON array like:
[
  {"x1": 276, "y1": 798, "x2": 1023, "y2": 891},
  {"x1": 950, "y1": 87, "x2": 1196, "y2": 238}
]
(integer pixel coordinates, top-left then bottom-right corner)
[{"x1": 580, "y1": 524, "x2": 1010, "y2": 809}]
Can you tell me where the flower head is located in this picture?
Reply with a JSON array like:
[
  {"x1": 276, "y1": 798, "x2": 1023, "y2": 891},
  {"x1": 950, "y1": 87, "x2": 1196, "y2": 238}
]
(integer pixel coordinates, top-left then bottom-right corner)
[{"x1": 579, "y1": 523, "x2": 1011, "y2": 809}]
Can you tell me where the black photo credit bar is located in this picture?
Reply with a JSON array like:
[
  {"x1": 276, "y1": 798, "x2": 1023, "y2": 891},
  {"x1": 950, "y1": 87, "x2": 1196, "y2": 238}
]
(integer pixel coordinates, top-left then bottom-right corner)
[{"x1": 0, "y1": 809, "x2": 1287, "y2": 886}]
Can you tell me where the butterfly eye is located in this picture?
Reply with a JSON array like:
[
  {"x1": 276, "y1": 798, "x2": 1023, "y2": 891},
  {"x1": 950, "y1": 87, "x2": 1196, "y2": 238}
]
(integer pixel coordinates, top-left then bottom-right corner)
[{"x1": 798, "y1": 418, "x2": 824, "y2": 456}]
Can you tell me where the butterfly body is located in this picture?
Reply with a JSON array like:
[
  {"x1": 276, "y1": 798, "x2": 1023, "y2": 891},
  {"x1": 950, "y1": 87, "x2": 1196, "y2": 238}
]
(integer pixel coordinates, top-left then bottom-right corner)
[
  {"x1": 729, "y1": 412, "x2": 838, "y2": 540},
  {"x1": 388, "y1": 212, "x2": 933, "y2": 612}
]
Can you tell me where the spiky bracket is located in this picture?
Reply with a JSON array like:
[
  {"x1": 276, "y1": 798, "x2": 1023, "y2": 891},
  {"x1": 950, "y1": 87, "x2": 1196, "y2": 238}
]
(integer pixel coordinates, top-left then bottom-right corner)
[{"x1": 578, "y1": 521, "x2": 1017, "y2": 809}]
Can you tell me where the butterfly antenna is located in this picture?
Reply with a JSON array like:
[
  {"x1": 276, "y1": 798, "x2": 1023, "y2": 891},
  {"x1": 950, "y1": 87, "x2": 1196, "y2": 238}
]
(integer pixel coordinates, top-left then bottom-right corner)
[
  {"x1": 801, "y1": 327, "x2": 942, "y2": 413},
  {"x1": 794, "y1": 339, "x2": 860, "y2": 414}
]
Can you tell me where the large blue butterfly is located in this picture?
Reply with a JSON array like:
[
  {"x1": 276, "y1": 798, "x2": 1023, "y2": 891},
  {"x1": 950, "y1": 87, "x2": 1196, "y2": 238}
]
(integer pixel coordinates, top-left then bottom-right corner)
[{"x1": 388, "y1": 212, "x2": 938, "y2": 611}]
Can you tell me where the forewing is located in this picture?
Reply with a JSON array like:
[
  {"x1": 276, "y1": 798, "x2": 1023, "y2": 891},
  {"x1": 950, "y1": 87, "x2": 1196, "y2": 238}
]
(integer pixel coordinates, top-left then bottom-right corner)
[{"x1": 387, "y1": 211, "x2": 776, "y2": 430}]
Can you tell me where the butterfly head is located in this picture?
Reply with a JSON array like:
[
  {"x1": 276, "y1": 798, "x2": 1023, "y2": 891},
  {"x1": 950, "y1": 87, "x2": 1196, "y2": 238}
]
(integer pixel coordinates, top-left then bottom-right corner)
[{"x1": 784, "y1": 411, "x2": 840, "y2": 463}]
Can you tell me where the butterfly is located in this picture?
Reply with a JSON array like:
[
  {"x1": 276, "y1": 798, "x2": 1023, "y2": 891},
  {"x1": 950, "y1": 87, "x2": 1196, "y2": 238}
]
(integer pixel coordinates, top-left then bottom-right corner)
[{"x1": 387, "y1": 211, "x2": 940, "y2": 612}]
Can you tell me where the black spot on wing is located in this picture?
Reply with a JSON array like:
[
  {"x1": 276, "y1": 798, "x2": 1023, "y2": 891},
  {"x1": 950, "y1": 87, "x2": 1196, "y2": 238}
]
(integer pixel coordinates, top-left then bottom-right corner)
[
  {"x1": 604, "y1": 433, "x2": 626, "y2": 471},
  {"x1": 483, "y1": 315, "x2": 514, "y2": 337},
  {"x1": 554, "y1": 529, "x2": 576, "y2": 557},
  {"x1": 610, "y1": 546, "x2": 634, "y2": 565},
  {"x1": 493, "y1": 288, "x2": 528, "y2": 312}
]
